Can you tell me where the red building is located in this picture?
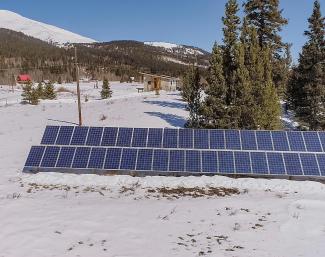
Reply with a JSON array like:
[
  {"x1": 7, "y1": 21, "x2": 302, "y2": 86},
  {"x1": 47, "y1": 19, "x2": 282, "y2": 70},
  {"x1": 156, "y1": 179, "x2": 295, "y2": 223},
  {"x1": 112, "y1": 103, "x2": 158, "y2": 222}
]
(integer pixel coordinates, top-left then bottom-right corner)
[{"x1": 17, "y1": 74, "x2": 32, "y2": 84}]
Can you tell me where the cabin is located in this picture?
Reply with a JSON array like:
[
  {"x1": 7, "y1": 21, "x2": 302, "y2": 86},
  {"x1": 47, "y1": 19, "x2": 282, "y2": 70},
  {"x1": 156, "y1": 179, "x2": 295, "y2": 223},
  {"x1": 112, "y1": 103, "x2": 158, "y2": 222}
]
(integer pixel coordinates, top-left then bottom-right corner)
[
  {"x1": 139, "y1": 72, "x2": 181, "y2": 92},
  {"x1": 17, "y1": 74, "x2": 32, "y2": 84}
]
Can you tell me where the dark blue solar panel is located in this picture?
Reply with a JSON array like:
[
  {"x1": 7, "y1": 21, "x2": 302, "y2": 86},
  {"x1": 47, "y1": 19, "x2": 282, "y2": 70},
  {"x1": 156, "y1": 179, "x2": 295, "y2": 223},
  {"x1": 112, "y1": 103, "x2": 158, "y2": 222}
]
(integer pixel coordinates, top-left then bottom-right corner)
[
  {"x1": 267, "y1": 152, "x2": 286, "y2": 175},
  {"x1": 225, "y1": 130, "x2": 241, "y2": 150},
  {"x1": 256, "y1": 131, "x2": 273, "y2": 151},
  {"x1": 283, "y1": 153, "x2": 303, "y2": 175},
  {"x1": 152, "y1": 149, "x2": 169, "y2": 171},
  {"x1": 25, "y1": 146, "x2": 45, "y2": 167},
  {"x1": 147, "y1": 128, "x2": 163, "y2": 148},
  {"x1": 300, "y1": 154, "x2": 320, "y2": 176},
  {"x1": 86, "y1": 127, "x2": 103, "y2": 146},
  {"x1": 194, "y1": 129, "x2": 209, "y2": 149},
  {"x1": 210, "y1": 130, "x2": 225, "y2": 149},
  {"x1": 104, "y1": 148, "x2": 122, "y2": 170},
  {"x1": 241, "y1": 130, "x2": 257, "y2": 150},
  {"x1": 72, "y1": 147, "x2": 91, "y2": 168},
  {"x1": 251, "y1": 152, "x2": 268, "y2": 174},
  {"x1": 132, "y1": 128, "x2": 148, "y2": 148},
  {"x1": 136, "y1": 149, "x2": 153, "y2": 171},
  {"x1": 287, "y1": 132, "x2": 306, "y2": 152},
  {"x1": 55, "y1": 126, "x2": 74, "y2": 145},
  {"x1": 101, "y1": 127, "x2": 118, "y2": 146},
  {"x1": 179, "y1": 129, "x2": 193, "y2": 148},
  {"x1": 40, "y1": 146, "x2": 60, "y2": 168},
  {"x1": 317, "y1": 154, "x2": 325, "y2": 176},
  {"x1": 120, "y1": 148, "x2": 137, "y2": 170},
  {"x1": 169, "y1": 150, "x2": 185, "y2": 171},
  {"x1": 41, "y1": 126, "x2": 60, "y2": 145},
  {"x1": 303, "y1": 132, "x2": 322, "y2": 152},
  {"x1": 56, "y1": 147, "x2": 76, "y2": 168},
  {"x1": 319, "y1": 132, "x2": 325, "y2": 152},
  {"x1": 116, "y1": 128, "x2": 133, "y2": 147},
  {"x1": 218, "y1": 151, "x2": 235, "y2": 174},
  {"x1": 272, "y1": 131, "x2": 290, "y2": 151},
  {"x1": 70, "y1": 126, "x2": 89, "y2": 145},
  {"x1": 163, "y1": 128, "x2": 178, "y2": 148},
  {"x1": 234, "y1": 152, "x2": 251, "y2": 174},
  {"x1": 88, "y1": 148, "x2": 106, "y2": 169},
  {"x1": 201, "y1": 151, "x2": 218, "y2": 173},
  {"x1": 185, "y1": 150, "x2": 201, "y2": 172}
]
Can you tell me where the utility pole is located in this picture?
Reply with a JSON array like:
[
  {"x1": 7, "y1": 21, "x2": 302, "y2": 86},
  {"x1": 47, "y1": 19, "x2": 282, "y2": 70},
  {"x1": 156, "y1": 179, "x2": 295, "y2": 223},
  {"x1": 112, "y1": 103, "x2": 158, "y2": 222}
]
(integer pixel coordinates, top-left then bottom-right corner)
[{"x1": 75, "y1": 47, "x2": 83, "y2": 126}]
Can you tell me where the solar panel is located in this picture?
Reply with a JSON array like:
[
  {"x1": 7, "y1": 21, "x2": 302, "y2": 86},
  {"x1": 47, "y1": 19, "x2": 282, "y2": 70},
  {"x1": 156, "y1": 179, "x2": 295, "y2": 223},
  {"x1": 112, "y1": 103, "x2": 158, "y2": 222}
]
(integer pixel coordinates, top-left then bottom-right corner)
[
  {"x1": 210, "y1": 130, "x2": 225, "y2": 149},
  {"x1": 72, "y1": 147, "x2": 91, "y2": 168},
  {"x1": 40, "y1": 146, "x2": 60, "y2": 168},
  {"x1": 86, "y1": 127, "x2": 103, "y2": 146},
  {"x1": 225, "y1": 130, "x2": 241, "y2": 150},
  {"x1": 25, "y1": 146, "x2": 45, "y2": 167},
  {"x1": 163, "y1": 128, "x2": 178, "y2": 148},
  {"x1": 71, "y1": 126, "x2": 89, "y2": 145},
  {"x1": 132, "y1": 128, "x2": 148, "y2": 148},
  {"x1": 116, "y1": 128, "x2": 133, "y2": 147},
  {"x1": 24, "y1": 126, "x2": 325, "y2": 179},
  {"x1": 136, "y1": 149, "x2": 153, "y2": 171},
  {"x1": 169, "y1": 150, "x2": 185, "y2": 172},
  {"x1": 303, "y1": 132, "x2": 323, "y2": 152},
  {"x1": 179, "y1": 129, "x2": 193, "y2": 148},
  {"x1": 185, "y1": 150, "x2": 201, "y2": 172},
  {"x1": 56, "y1": 126, "x2": 74, "y2": 145},
  {"x1": 234, "y1": 152, "x2": 251, "y2": 174},
  {"x1": 272, "y1": 131, "x2": 290, "y2": 151},
  {"x1": 88, "y1": 148, "x2": 106, "y2": 169},
  {"x1": 256, "y1": 131, "x2": 273, "y2": 151},
  {"x1": 101, "y1": 127, "x2": 118, "y2": 146},
  {"x1": 147, "y1": 128, "x2": 163, "y2": 148},
  {"x1": 241, "y1": 130, "x2": 257, "y2": 150},
  {"x1": 41, "y1": 126, "x2": 60, "y2": 145},
  {"x1": 287, "y1": 131, "x2": 306, "y2": 152},
  {"x1": 194, "y1": 129, "x2": 209, "y2": 149},
  {"x1": 218, "y1": 151, "x2": 235, "y2": 174}
]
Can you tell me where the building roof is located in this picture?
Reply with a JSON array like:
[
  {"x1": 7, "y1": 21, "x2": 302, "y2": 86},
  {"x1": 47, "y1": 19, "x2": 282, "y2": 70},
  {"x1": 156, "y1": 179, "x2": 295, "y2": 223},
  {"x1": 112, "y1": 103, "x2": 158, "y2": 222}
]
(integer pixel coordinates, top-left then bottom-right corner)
[{"x1": 17, "y1": 74, "x2": 31, "y2": 81}]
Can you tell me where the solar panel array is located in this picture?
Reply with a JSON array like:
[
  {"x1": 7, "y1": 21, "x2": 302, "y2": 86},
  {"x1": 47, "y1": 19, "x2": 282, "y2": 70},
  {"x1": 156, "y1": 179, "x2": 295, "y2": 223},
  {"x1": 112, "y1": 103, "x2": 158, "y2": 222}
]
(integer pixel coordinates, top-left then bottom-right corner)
[{"x1": 23, "y1": 126, "x2": 325, "y2": 178}]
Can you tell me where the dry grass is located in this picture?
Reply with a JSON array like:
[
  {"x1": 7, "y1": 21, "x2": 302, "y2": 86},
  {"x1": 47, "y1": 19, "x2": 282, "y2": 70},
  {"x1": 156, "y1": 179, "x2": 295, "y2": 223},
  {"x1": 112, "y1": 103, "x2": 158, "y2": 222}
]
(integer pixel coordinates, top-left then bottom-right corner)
[{"x1": 56, "y1": 86, "x2": 75, "y2": 94}]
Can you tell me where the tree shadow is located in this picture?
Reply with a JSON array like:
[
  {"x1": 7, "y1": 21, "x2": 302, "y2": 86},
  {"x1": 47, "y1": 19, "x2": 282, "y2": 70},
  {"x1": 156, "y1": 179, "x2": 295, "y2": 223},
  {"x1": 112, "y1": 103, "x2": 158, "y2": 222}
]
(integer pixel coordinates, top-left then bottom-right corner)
[
  {"x1": 145, "y1": 112, "x2": 186, "y2": 127},
  {"x1": 144, "y1": 100, "x2": 187, "y2": 110}
]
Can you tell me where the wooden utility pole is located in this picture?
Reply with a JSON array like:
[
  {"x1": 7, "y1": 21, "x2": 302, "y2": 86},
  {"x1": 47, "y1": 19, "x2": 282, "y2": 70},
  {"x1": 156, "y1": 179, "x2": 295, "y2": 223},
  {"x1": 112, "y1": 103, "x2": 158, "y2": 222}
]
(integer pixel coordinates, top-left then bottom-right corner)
[{"x1": 75, "y1": 47, "x2": 83, "y2": 126}]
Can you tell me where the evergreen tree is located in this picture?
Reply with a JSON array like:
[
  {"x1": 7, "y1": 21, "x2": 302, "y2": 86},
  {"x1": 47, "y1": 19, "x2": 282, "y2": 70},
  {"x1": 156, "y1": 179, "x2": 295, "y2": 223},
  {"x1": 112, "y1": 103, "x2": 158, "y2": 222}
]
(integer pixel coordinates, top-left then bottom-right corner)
[
  {"x1": 36, "y1": 82, "x2": 44, "y2": 99},
  {"x1": 289, "y1": 0, "x2": 325, "y2": 130},
  {"x1": 183, "y1": 65, "x2": 202, "y2": 128},
  {"x1": 44, "y1": 82, "x2": 56, "y2": 100},
  {"x1": 222, "y1": 0, "x2": 241, "y2": 105},
  {"x1": 30, "y1": 88, "x2": 40, "y2": 105},
  {"x1": 199, "y1": 43, "x2": 231, "y2": 128},
  {"x1": 101, "y1": 78, "x2": 112, "y2": 99},
  {"x1": 21, "y1": 82, "x2": 33, "y2": 103}
]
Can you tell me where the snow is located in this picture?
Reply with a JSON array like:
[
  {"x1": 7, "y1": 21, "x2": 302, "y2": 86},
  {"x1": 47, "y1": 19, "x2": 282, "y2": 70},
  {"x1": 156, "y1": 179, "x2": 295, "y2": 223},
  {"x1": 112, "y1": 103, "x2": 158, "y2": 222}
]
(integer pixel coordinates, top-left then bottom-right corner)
[
  {"x1": 145, "y1": 41, "x2": 204, "y2": 55},
  {"x1": 0, "y1": 10, "x2": 96, "y2": 44},
  {"x1": 1, "y1": 82, "x2": 325, "y2": 256}
]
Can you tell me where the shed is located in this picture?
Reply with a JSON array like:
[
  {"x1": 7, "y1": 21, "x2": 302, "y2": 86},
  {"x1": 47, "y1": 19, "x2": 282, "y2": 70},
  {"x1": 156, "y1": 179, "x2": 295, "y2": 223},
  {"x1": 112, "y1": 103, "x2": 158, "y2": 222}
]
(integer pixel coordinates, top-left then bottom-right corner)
[
  {"x1": 139, "y1": 72, "x2": 181, "y2": 92},
  {"x1": 17, "y1": 74, "x2": 32, "y2": 83}
]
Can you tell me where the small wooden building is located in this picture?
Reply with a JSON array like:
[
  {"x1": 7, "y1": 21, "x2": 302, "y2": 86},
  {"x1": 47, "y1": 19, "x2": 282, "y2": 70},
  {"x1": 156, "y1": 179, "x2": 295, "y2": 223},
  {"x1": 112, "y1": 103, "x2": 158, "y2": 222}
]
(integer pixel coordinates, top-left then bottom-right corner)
[
  {"x1": 17, "y1": 74, "x2": 31, "y2": 84},
  {"x1": 139, "y1": 72, "x2": 181, "y2": 92}
]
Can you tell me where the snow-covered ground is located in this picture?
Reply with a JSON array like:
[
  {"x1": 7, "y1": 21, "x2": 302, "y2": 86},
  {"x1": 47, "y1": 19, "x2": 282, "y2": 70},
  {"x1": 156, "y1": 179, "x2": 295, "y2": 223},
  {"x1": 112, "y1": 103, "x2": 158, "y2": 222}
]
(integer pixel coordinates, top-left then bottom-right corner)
[{"x1": 0, "y1": 82, "x2": 325, "y2": 257}]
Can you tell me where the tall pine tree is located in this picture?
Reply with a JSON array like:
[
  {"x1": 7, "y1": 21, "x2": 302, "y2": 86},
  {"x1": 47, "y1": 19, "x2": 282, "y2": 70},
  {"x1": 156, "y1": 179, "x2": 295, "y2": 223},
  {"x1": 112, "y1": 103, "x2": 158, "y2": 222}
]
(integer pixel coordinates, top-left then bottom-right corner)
[{"x1": 289, "y1": 0, "x2": 325, "y2": 130}]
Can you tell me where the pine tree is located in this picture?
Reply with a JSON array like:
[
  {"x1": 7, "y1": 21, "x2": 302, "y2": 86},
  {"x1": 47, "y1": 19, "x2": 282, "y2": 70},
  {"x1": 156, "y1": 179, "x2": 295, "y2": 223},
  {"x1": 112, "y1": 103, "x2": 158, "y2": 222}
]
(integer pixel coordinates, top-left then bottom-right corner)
[
  {"x1": 30, "y1": 88, "x2": 40, "y2": 105},
  {"x1": 183, "y1": 65, "x2": 202, "y2": 128},
  {"x1": 36, "y1": 82, "x2": 44, "y2": 99},
  {"x1": 289, "y1": 0, "x2": 325, "y2": 130},
  {"x1": 21, "y1": 82, "x2": 33, "y2": 103},
  {"x1": 101, "y1": 78, "x2": 112, "y2": 99},
  {"x1": 222, "y1": 0, "x2": 241, "y2": 105},
  {"x1": 200, "y1": 43, "x2": 231, "y2": 128},
  {"x1": 44, "y1": 82, "x2": 56, "y2": 100}
]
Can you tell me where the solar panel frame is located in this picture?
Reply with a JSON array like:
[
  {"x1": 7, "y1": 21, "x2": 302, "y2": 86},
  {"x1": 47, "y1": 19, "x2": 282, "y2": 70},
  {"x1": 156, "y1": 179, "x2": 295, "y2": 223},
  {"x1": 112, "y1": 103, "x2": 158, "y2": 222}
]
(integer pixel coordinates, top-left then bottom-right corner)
[
  {"x1": 41, "y1": 126, "x2": 60, "y2": 145},
  {"x1": 178, "y1": 129, "x2": 194, "y2": 149},
  {"x1": 147, "y1": 128, "x2": 163, "y2": 148},
  {"x1": 201, "y1": 151, "x2": 218, "y2": 173},
  {"x1": 132, "y1": 128, "x2": 148, "y2": 148},
  {"x1": 86, "y1": 127, "x2": 103, "y2": 146},
  {"x1": 136, "y1": 149, "x2": 153, "y2": 171},
  {"x1": 55, "y1": 126, "x2": 75, "y2": 145},
  {"x1": 116, "y1": 128, "x2": 133, "y2": 147},
  {"x1": 209, "y1": 130, "x2": 225, "y2": 150},
  {"x1": 88, "y1": 147, "x2": 107, "y2": 169},
  {"x1": 303, "y1": 132, "x2": 323, "y2": 152},
  {"x1": 316, "y1": 154, "x2": 325, "y2": 176},
  {"x1": 194, "y1": 129, "x2": 209, "y2": 149},
  {"x1": 163, "y1": 128, "x2": 178, "y2": 148},
  {"x1": 218, "y1": 151, "x2": 235, "y2": 174},
  {"x1": 120, "y1": 148, "x2": 137, "y2": 170},
  {"x1": 300, "y1": 153, "x2": 320, "y2": 176},
  {"x1": 70, "y1": 126, "x2": 89, "y2": 146},
  {"x1": 185, "y1": 150, "x2": 201, "y2": 173},
  {"x1": 56, "y1": 147, "x2": 76, "y2": 168},
  {"x1": 25, "y1": 146, "x2": 45, "y2": 167},
  {"x1": 104, "y1": 148, "x2": 122, "y2": 170},
  {"x1": 40, "y1": 146, "x2": 60, "y2": 168},
  {"x1": 250, "y1": 152, "x2": 269, "y2": 175},
  {"x1": 287, "y1": 131, "x2": 306, "y2": 152},
  {"x1": 169, "y1": 150, "x2": 185, "y2": 172},
  {"x1": 101, "y1": 127, "x2": 118, "y2": 147},
  {"x1": 271, "y1": 131, "x2": 290, "y2": 151},
  {"x1": 152, "y1": 149, "x2": 169, "y2": 171},
  {"x1": 241, "y1": 130, "x2": 257, "y2": 150},
  {"x1": 317, "y1": 132, "x2": 325, "y2": 152},
  {"x1": 267, "y1": 152, "x2": 286, "y2": 175},
  {"x1": 72, "y1": 147, "x2": 91, "y2": 168},
  {"x1": 225, "y1": 130, "x2": 241, "y2": 150},
  {"x1": 234, "y1": 151, "x2": 251, "y2": 174},
  {"x1": 256, "y1": 131, "x2": 274, "y2": 151},
  {"x1": 283, "y1": 153, "x2": 303, "y2": 176}
]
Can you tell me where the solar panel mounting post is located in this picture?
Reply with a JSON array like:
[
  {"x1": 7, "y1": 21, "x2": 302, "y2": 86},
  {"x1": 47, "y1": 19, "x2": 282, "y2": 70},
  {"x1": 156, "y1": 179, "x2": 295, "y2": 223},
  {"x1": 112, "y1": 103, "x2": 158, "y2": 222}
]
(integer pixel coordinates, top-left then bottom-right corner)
[{"x1": 75, "y1": 47, "x2": 83, "y2": 126}]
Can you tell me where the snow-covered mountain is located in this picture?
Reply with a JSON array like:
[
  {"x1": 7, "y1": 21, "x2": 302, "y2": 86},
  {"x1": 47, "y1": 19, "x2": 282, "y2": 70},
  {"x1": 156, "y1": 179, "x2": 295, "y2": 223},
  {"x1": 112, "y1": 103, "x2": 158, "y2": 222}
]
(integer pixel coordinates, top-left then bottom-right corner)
[
  {"x1": 0, "y1": 10, "x2": 96, "y2": 45},
  {"x1": 144, "y1": 41, "x2": 206, "y2": 56}
]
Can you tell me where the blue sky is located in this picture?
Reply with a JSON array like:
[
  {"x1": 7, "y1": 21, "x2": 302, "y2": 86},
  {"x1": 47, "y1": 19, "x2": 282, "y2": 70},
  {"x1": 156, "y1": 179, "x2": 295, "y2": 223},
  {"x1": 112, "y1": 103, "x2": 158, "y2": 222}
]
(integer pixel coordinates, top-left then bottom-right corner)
[{"x1": 1, "y1": 0, "x2": 324, "y2": 61}]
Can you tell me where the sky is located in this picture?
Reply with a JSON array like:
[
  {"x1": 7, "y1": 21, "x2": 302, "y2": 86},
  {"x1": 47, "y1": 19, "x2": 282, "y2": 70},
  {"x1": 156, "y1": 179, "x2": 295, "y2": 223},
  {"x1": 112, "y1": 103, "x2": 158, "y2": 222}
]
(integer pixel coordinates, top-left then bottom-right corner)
[{"x1": 1, "y1": 0, "x2": 324, "y2": 62}]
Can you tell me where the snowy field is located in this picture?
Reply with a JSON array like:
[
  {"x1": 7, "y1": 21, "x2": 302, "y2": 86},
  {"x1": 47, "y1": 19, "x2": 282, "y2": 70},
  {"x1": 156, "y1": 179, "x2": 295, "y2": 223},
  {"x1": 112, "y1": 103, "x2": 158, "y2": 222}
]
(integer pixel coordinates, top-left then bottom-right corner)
[{"x1": 0, "y1": 82, "x2": 325, "y2": 257}]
